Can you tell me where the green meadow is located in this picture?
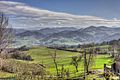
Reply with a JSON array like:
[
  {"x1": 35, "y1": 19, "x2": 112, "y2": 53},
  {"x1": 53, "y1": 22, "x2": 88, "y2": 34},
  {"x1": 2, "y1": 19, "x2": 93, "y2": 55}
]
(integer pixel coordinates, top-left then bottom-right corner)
[
  {"x1": 28, "y1": 47, "x2": 113, "y2": 78},
  {"x1": 0, "y1": 46, "x2": 113, "y2": 79}
]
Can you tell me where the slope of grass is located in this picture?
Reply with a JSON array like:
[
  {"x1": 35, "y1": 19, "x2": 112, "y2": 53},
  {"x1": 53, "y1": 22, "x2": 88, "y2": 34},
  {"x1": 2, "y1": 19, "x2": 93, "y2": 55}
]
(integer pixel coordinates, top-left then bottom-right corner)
[
  {"x1": 28, "y1": 47, "x2": 80, "y2": 64},
  {"x1": 0, "y1": 46, "x2": 113, "y2": 79},
  {"x1": 28, "y1": 46, "x2": 113, "y2": 78}
]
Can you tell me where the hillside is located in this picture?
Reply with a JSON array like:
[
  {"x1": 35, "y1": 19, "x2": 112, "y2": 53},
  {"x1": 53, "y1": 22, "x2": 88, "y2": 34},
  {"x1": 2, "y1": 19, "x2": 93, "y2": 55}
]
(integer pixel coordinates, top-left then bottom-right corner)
[
  {"x1": 13, "y1": 26, "x2": 120, "y2": 47},
  {"x1": 28, "y1": 47, "x2": 113, "y2": 79}
]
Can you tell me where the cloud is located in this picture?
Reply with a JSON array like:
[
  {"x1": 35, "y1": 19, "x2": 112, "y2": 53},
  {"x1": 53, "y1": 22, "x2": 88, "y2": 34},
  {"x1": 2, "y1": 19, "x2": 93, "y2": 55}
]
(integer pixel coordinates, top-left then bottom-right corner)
[
  {"x1": 0, "y1": 1, "x2": 120, "y2": 29},
  {"x1": 0, "y1": 1, "x2": 25, "y2": 5}
]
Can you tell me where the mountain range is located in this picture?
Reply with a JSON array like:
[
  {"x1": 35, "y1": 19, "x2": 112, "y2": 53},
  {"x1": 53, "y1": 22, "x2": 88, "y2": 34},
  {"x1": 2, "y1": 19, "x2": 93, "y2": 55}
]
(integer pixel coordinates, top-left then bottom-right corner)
[{"x1": 12, "y1": 26, "x2": 120, "y2": 47}]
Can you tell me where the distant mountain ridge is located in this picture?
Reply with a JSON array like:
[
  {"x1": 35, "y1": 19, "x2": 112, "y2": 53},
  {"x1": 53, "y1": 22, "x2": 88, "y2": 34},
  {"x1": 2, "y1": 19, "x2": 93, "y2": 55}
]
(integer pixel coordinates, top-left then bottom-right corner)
[
  {"x1": 16, "y1": 27, "x2": 77, "y2": 37},
  {"x1": 13, "y1": 26, "x2": 120, "y2": 46}
]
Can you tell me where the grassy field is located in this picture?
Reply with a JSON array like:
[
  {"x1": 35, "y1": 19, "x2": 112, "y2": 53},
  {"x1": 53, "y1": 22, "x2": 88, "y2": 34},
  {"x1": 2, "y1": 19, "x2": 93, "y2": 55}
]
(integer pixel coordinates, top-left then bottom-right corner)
[
  {"x1": 28, "y1": 46, "x2": 113, "y2": 79},
  {"x1": 0, "y1": 46, "x2": 113, "y2": 79}
]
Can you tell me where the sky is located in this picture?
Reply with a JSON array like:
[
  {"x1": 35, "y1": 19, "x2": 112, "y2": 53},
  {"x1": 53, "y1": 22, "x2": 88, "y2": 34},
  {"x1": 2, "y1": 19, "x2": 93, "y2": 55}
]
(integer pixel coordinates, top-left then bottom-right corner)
[{"x1": 2, "y1": 0, "x2": 120, "y2": 19}]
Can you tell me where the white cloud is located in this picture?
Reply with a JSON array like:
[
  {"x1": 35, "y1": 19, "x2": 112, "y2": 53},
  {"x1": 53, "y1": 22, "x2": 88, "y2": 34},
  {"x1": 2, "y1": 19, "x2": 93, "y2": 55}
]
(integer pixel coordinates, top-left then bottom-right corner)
[
  {"x1": 0, "y1": 1, "x2": 120, "y2": 29},
  {"x1": 0, "y1": 1, "x2": 25, "y2": 5}
]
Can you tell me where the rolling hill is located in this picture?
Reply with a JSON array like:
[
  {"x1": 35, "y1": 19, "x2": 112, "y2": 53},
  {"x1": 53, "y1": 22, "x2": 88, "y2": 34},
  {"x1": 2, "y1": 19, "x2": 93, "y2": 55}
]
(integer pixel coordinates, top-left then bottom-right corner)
[{"x1": 13, "y1": 26, "x2": 120, "y2": 47}]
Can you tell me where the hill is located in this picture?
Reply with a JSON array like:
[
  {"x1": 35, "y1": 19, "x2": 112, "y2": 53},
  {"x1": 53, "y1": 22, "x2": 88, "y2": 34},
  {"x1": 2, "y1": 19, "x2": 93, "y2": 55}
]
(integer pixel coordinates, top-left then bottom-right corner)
[{"x1": 14, "y1": 26, "x2": 120, "y2": 47}]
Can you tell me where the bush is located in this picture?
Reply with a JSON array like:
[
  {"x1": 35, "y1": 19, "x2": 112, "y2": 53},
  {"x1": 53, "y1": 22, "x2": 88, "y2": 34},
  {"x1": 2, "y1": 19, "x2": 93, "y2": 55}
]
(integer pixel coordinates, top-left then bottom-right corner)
[
  {"x1": 17, "y1": 45, "x2": 30, "y2": 51},
  {"x1": 0, "y1": 59, "x2": 47, "y2": 80},
  {"x1": 11, "y1": 51, "x2": 33, "y2": 61}
]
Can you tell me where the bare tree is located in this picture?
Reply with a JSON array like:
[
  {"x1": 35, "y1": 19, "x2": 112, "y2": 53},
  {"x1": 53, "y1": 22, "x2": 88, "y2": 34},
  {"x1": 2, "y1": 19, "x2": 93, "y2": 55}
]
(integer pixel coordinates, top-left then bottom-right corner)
[
  {"x1": 83, "y1": 48, "x2": 87, "y2": 79},
  {"x1": 83, "y1": 43, "x2": 97, "y2": 79},
  {"x1": 49, "y1": 50, "x2": 59, "y2": 77},
  {"x1": 0, "y1": 12, "x2": 12, "y2": 55},
  {"x1": 0, "y1": 12, "x2": 13, "y2": 70},
  {"x1": 86, "y1": 48, "x2": 96, "y2": 74}
]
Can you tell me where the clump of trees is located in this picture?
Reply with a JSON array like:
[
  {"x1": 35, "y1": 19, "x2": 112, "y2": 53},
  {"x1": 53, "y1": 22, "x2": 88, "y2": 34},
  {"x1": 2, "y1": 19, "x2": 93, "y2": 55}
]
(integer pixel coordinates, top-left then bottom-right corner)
[
  {"x1": 17, "y1": 45, "x2": 30, "y2": 51},
  {"x1": 11, "y1": 51, "x2": 33, "y2": 61}
]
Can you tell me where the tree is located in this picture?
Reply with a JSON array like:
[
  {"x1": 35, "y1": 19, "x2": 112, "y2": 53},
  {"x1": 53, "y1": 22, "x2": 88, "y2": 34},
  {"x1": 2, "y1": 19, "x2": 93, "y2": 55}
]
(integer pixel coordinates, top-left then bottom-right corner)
[
  {"x1": 70, "y1": 55, "x2": 83, "y2": 72},
  {"x1": 49, "y1": 50, "x2": 59, "y2": 77},
  {"x1": 0, "y1": 12, "x2": 12, "y2": 54},
  {"x1": 86, "y1": 48, "x2": 96, "y2": 74},
  {"x1": 0, "y1": 12, "x2": 13, "y2": 70},
  {"x1": 82, "y1": 43, "x2": 97, "y2": 79}
]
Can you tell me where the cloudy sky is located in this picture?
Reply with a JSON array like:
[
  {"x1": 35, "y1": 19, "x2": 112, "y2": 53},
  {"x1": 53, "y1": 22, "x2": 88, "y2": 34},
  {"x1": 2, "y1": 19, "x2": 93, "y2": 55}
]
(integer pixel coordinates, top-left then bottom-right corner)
[
  {"x1": 0, "y1": 0, "x2": 120, "y2": 29},
  {"x1": 2, "y1": 0, "x2": 120, "y2": 19}
]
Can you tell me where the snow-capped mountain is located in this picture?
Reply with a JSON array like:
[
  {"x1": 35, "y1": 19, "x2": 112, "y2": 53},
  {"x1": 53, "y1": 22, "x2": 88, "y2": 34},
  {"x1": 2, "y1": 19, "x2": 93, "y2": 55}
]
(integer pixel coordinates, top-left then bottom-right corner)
[{"x1": 0, "y1": 1, "x2": 120, "y2": 30}]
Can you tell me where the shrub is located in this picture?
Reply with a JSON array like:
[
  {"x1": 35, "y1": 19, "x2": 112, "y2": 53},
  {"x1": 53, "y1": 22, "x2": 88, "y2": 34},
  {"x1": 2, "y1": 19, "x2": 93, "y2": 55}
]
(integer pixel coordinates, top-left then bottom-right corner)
[
  {"x1": 11, "y1": 51, "x2": 33, "y2": 61},
  {"x1": 0, "y1": 59, "x2": 47, "y2": 80}
]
